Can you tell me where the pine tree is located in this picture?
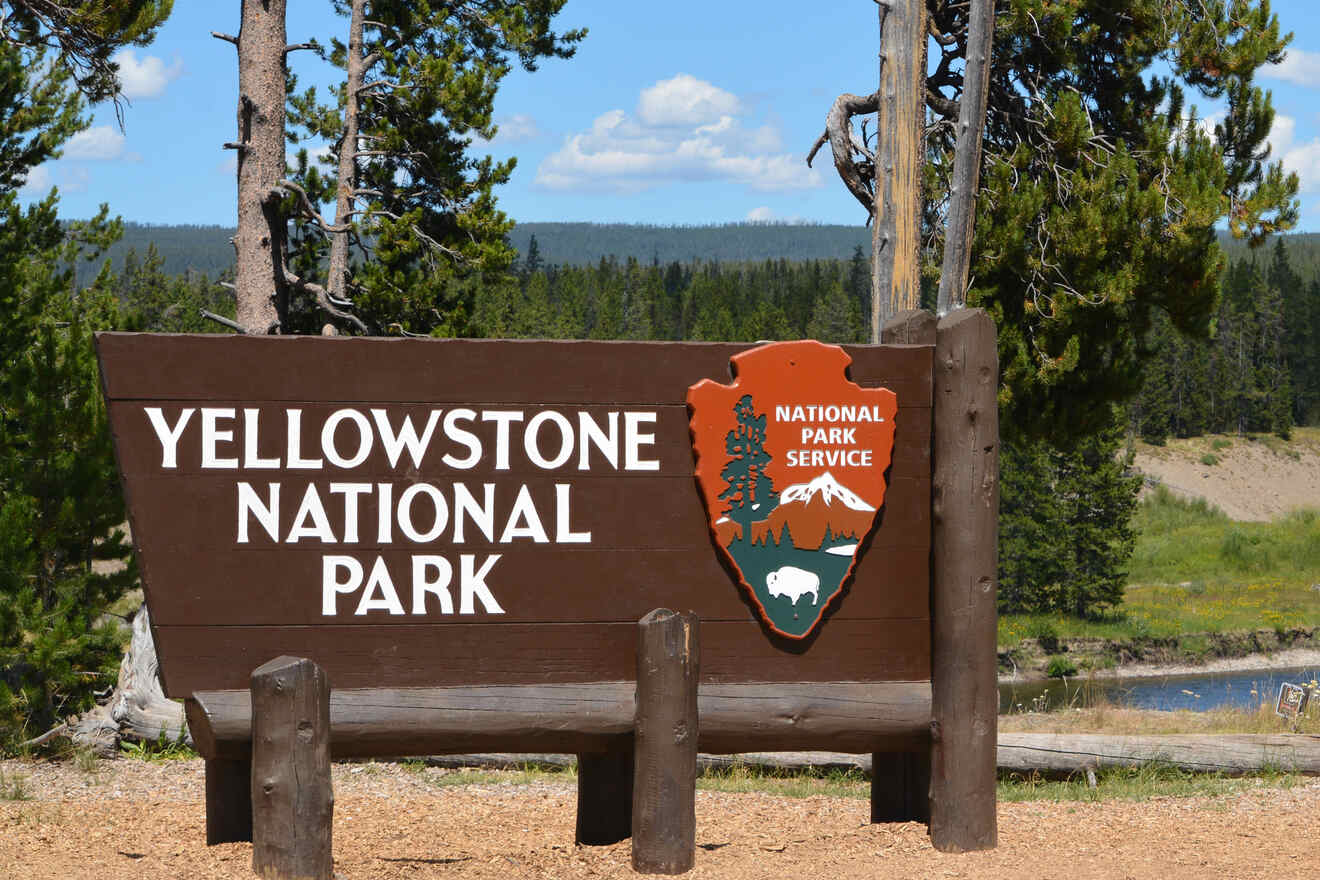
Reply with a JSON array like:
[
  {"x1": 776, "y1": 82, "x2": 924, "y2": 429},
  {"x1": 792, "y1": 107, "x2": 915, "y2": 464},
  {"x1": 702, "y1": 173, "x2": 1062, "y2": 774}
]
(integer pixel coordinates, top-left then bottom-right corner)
[
  {"x1": 0, "y1": 23, "x2": 142, "y2": 749},
  {"x1": 718, "y1": 395, "x2": 778, "y2": 533},
  {"x1": 283, "y1": 0, "x2": 583, "y2": 336},
  {"x1": 917, "y1": 0, "x2": 1300, "y2": 440},
  {"x1": 998, "y1": 414, "x2": 1139, "y2": 618}
]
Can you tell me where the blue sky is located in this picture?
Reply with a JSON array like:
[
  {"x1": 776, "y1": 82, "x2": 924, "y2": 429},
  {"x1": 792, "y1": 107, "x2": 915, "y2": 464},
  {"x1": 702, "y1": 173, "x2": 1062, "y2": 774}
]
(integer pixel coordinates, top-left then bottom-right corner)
[{"x1": 18, "y1": 0, "x2": 1320, "y2": 231}]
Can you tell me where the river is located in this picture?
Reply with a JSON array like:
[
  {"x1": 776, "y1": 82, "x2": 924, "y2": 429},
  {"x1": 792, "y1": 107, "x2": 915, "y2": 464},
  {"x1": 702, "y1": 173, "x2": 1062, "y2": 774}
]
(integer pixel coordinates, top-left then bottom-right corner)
[{"x1": 999, "y1": 665, "x2": 1320, "y2": 713}]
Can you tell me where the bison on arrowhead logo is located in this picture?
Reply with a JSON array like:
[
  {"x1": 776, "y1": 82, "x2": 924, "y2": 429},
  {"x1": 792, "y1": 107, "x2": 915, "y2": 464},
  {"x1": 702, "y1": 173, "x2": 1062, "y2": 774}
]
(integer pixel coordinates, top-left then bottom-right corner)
[{"x1": 688, "y1": 341, "x2": 897, "y2": 639}]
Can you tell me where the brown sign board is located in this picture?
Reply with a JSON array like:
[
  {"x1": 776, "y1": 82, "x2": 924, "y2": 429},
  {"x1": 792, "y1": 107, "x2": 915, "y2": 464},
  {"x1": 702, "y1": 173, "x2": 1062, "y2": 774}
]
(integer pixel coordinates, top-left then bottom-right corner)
[{"x1": 96, "y1": 334, "x2": 933, "y2": 698}]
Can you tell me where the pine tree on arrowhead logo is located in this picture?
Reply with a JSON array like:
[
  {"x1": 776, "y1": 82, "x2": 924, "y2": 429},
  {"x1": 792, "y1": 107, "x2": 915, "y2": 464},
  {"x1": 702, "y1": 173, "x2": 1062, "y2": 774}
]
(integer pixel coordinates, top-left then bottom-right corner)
[{"x1": 688, "y1": 340, "x2": 897, "y2": 639}]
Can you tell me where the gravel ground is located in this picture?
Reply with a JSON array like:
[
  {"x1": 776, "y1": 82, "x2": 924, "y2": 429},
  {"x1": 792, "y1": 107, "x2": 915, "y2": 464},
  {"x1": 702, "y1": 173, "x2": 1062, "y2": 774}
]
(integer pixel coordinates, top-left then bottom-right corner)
[{"x1": 3, "y1": 758, "x2": 1318, "y2": 879}]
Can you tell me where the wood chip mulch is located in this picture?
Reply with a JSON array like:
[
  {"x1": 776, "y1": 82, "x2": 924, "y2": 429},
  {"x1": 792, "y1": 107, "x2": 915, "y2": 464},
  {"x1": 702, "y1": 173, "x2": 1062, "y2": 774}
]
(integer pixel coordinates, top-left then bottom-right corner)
[{"x1": 2, "y1": 758, "x2": 1317, "y2": 879}]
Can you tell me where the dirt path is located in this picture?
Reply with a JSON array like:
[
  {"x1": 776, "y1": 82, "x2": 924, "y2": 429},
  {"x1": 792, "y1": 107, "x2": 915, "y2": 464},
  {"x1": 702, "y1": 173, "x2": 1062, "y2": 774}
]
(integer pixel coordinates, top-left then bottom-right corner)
[{"x1": 3, "y1": 758, "x2": 1317, "y2": 879}]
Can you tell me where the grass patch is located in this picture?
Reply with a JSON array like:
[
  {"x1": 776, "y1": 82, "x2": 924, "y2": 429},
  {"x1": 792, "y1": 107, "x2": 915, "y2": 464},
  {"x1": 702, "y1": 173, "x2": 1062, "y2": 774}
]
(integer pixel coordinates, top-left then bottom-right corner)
[
  {"x1": 118, "y1": 736, "x2": 197, "y2": 762},
  {"x1": 697, "y1": 762, "x2": 869, "y2": 799},
  {"x1": 999, "y1": 488, "x2": 1320, "y2": 646},
  {"x1": 0, "y1": 766, "x2": 31, "y2": 800},
  {"x1": 407, "y1": 761, "x2": 578, "y2": 789},
  {"x1": 1000, "y1": 701, "x2": 1320, "y2": 735},
  {"x1": 1200, "y1": 453, "x2": 1219, "y2": 466},
  {"x1": 998, "y1": 764, "x2": 1302, "y2": 803}
]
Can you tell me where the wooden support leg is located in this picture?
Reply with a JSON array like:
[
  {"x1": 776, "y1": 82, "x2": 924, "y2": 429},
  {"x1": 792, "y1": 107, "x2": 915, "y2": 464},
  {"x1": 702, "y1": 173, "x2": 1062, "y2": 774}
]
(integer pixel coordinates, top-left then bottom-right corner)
[
  {"x1": 251, "y1": 656, "x2": 334, "y2": 880},
  {"x1": 632, "y1": 609, "x2": 699, "y2": 875},
  {"x1": 870, "y1": 747, "x2": 931, "y2": 824},
  {"x1": 205, "y1": 758, "x2": 253, "y2": 844},
  {"x1": 929, "y1": 309, "x2": 999, "y2": 852},
  {"x1": 576, "y1": 744, "x2": 634, "y2": 845}
]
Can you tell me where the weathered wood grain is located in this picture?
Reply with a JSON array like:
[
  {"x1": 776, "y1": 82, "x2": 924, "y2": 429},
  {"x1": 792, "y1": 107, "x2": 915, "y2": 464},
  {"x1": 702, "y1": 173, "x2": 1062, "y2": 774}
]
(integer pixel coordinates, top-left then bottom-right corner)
[
  {"x1": 632, "y1": 610, "x2": 699, "y2": 874},
  {"x1": 189, "y1": 682, "x2": 931, "y2": 760},
  {"x1": 251, "y1": 656, "x2": 333, "y2": 880},
  {"x1": 998, "y1": 733, "x2": 1320, "y2": 776},
  {"x1": 872, "y1": 1, "x2": 926, "y2": 338},
  {"x1": 929, "y1": 309, "x2": 999, "y2": 852}
]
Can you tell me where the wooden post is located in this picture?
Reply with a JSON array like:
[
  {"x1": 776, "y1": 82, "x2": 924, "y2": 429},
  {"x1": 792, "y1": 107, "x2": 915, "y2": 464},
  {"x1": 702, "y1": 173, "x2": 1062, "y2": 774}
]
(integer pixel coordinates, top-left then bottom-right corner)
[
  {"x1": 205, "y1": 758, "x2": 253, "y2": 844},
  {"x1": 930, "y1": 309, "x2": 999, "y2": 852},
  {"x1": 576, "y1": 743, "x2": 634, "y2": 845},
  {"x1": 870, "y1": 307, "x2": 937, "y2": 825},
  {"x1": 251, "y1": 656, "x2": 334, "y2": 880},
  {"x1": 870, "y1": 750, "x2": 931, "y2": 824},
  {"x1": 872, "y1": 0, "x2": 926, "y2": 341},
  {"x1": 632, "y1": 609, "x2": 699, "y2": 875}
]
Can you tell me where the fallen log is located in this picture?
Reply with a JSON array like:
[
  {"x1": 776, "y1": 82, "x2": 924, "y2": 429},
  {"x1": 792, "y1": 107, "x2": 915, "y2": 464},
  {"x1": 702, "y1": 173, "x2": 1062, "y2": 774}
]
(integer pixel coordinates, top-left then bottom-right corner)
[
  {"x1": 418, "y1": 734, "x2": 1320, "y2": 778},
  {"x1": 996, "y1": 733, "x2": 1320, "y2": 776}
]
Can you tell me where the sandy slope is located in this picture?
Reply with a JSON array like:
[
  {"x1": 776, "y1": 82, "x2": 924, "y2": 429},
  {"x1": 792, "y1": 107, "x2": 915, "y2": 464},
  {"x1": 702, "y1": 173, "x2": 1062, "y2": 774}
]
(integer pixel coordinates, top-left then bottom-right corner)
[{"x1": 1131, "y1": 428, "x2": 1320, "y2": 521}]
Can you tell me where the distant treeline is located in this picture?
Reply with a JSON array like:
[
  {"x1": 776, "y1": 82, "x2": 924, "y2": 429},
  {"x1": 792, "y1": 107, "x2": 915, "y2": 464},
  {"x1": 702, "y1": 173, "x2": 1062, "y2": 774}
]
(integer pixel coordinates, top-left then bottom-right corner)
[
  {"x1": 1132, "y1": 237, "x2": 1320, "y2": 439},
  {"x1": 81, "y1": 221, "x2": 877, "y2": 281},
  {"x1": 93, "y1": 221, "x2": 1320, "y2": 438},
  {"x1": 76, "y1": 220, "x2": 1320, "y2": 280}
]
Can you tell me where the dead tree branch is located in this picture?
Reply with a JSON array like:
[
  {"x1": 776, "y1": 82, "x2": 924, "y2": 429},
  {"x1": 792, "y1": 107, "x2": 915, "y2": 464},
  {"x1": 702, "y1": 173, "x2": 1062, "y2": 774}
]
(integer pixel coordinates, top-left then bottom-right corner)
[{"x1": 807, "y1": 91, "x2": 881, "y2": 221}]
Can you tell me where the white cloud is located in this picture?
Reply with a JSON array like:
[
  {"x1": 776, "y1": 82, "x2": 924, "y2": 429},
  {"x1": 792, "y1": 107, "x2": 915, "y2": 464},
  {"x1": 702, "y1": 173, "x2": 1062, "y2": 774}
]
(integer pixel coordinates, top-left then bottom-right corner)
[
  {"x1": 745, "y1": 206, "x2": 804, "y2": 223},
  {"x1": 1264, "y1": 48, "x2": 1320, "y2": 88},
  {"x1": 535, "y1": 75, "x2": 820, "y2": 194},
  {"x1": 64, "y1": 126, "x2": 127, "y2": 160},
  {"x1": 18, "y1": 164, "x2": 53, "y2": 197},
  {"x1": 113, "y1": 49, "x2": 183, "y2": 99},
  {"x1": 1269, "y1": 114, "x2": 1320, "y2": 194},
  {"x1": 637, "y1": 74, "x2": 740, "y2": 127},
  {"x1": 488, "y1": 113, "x2": 543, "y2": 145}
]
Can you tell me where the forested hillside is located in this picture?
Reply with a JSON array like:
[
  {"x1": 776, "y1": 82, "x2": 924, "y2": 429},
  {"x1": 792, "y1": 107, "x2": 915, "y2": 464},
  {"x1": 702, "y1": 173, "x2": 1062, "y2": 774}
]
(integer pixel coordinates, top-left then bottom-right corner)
[{"x1": 87, "y1": 221, "x2": 876, "y2": 281}]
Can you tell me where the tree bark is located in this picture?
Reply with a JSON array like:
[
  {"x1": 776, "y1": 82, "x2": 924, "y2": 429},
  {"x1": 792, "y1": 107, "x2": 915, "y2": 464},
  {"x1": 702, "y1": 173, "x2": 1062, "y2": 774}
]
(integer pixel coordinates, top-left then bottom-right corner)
[
  {"x1": 69, "y1": 607, "x2": 188, "y2": 757},
  {"x1": 631, "y1": 609, "x2": 699, "y2": 875},
  {"x1": 234, "y1": 0, "x2": 288, "y2": 334},
  {"x1": 936, "y1": 0, "x2": 995, "y2": 315},
  {"x1": 251, "y1": 656, "x2": 334, "y2": 880},
  {"x1": 929, "y1": 309, "x2": 999, "y2": 852},
  {"x1": 326, "y1": 0, "x2": 366, "y2": 305},
  {"x1": 872, "y1": 0, "x2": 926, "y2": 342}
]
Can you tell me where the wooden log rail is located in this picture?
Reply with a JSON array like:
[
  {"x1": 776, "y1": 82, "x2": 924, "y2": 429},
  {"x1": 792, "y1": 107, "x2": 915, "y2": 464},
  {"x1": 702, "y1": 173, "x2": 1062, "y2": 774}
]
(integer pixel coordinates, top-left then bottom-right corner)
[{"x1": 186, "y1": 681, "x2": 934, "y2": 761}]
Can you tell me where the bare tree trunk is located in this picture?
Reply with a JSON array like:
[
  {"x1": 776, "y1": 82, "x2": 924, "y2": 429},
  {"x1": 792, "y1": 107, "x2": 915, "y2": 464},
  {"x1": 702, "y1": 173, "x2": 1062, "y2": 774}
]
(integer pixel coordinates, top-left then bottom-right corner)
[
  {"x1": 871, "y1": 0, "x2": 926, "y2": 342},
  {"x1": 69, "y1": 607, "x2": 189, "y2": 756},
  {"x1": 936, "y1": 0, "x2": 995, "y2": 315},
  {"x1": 233, "y1": 0, "x2": 288, "y2": 334},
  {"x1": 326, "y1": 0, "x2": 367, "y2": 304}
]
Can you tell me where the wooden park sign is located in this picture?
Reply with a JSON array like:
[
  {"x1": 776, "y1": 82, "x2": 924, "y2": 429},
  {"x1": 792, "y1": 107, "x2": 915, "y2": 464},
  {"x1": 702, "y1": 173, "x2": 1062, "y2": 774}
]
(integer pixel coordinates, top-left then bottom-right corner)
[{"x1": 96, "y1": 308, "x2": 999, "y2": 875}]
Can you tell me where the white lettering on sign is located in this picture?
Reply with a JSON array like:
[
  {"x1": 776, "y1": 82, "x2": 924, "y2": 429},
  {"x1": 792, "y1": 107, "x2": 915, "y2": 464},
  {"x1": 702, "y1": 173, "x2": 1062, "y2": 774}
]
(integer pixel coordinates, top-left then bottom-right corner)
[
  {"x1": 321, "y1": 553, "x2": 505, "y2": 616},
  {"x1": 145, "y1": 407, "x2": 194, "y2": 469},
  {"x1": 147, "y1": 404, "x2": 663, "y2": 619}
]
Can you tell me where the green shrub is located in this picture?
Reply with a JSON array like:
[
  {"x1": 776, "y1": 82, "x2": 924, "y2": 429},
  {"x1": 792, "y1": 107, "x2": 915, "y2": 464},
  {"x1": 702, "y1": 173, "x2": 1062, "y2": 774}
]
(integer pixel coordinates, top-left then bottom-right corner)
[
  {"x1": 1046, "y1": 656, "x2": 1079, "y2": 678},
  {"x1": 1200, "y1": 453, "x2": 1219, "y2": 466}
]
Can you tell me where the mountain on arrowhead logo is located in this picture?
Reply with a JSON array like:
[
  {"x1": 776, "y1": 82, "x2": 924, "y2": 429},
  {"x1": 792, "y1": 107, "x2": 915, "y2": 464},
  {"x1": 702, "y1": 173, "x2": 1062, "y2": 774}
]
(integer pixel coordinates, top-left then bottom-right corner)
[{"x1": 688, "y1": 340, "x2": 897, "y2": 639}]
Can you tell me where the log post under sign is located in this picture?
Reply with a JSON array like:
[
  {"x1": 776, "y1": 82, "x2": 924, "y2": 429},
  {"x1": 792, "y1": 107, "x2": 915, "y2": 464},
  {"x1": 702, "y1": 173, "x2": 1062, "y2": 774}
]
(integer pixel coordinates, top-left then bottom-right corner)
[
  {"x1": 576, "y1": 743, "x2": 634, "y2": 846},
  {"x1": 930, "y1": 309, "x2": 999, "y2": 852},
  {"x1": 632, "y1": 609, "x2": 699, "y2": 875},
  {"x1": 251, "y1": 656, "x2": 334, "y2": 880},
  {"x1": 870, "y1": 307, "x2": 937, "y2": 826},
  {"x1": 205, "y1": 758, "x2": 253, "y2": 844}
]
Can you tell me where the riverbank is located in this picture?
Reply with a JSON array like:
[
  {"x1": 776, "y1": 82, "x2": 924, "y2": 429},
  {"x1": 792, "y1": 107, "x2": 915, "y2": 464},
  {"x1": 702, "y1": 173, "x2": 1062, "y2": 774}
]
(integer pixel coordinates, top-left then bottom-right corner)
[{"x1": 998, "y1": 627, "x2": 1319, "y2": 682}]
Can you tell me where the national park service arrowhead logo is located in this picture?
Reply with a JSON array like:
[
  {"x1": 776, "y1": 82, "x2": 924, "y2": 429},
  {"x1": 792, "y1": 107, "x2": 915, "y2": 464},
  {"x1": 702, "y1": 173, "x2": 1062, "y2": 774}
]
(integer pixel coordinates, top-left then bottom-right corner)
[{"x1": 688, "y1": 341, "x2": 897, "y2": 639}]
